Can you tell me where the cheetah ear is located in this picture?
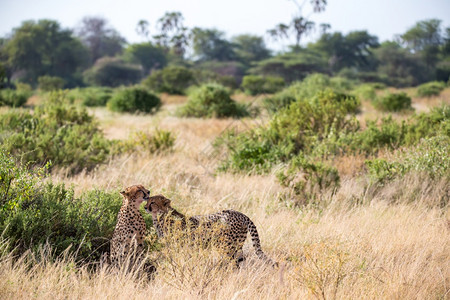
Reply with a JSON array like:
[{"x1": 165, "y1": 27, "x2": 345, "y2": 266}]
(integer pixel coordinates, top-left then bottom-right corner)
[{"x1": 163, "y1": 197, "x2": 171, "y2": 207}]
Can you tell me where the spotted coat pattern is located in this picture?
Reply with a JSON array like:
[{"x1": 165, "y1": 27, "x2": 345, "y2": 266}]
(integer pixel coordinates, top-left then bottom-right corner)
[
  {"x1": 110, "y1": 185, "x2": 150, "y2": 265},
  {"x1": 145, "y1": 195, "x2": 276, "y2": 266}
]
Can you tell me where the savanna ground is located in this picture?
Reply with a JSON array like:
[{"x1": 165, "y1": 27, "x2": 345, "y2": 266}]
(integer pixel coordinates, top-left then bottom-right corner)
[{"x1": 1, "y1": 88, "x2": 450, "y2": 299}]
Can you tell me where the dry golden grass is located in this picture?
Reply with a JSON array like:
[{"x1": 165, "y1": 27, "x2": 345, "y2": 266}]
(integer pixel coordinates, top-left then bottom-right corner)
[{"x1": 2, "y1": 86, "x2": 450, "y2": 299}]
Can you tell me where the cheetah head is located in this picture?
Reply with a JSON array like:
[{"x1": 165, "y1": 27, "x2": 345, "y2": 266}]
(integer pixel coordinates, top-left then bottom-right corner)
[
  {"x1": 120, "y1": 184, "x2": 150, "y2": 207},
  {"x1": 144, "y1": 194, "x2": 171, "y2": 214}
]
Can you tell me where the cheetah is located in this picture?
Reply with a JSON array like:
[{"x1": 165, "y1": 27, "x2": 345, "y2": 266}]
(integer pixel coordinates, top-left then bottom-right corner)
[
  {"x1": 110, "y1": 184, "x2": 149, "y2": 266},
  {"x1": 145, "y1": 194, "x2": 277, "y2": 267}
]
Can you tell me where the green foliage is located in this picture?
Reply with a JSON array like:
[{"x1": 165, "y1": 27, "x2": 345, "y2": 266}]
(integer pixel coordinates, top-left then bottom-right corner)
[
  {"x1": 124, "y1": 42, "x2": 167, "y2": 74},
  {"x1": 0, "y1": 91, "x2": 110, "y2": 174},
  {"x1": 107, "y1": 86, "x2": 161, "y2": 113},
  {"x1": 416, "y1": 81, "x2": 446, "y2": 97},
  {"x1": 232, "y1": 34, "x2": 271, "y2": 64},
  {"x1": 373, "y1": 92, "x2": 412, "y2": 112},
  {"x1": 4, "y1": 19, "x2": 89, "y2": 86},
  {"x1": 178, "y1": 83, "x2": 249, "y2": 118},
  {"x1": 352, "y1": 116, "x2": 406, "y2": 152},
  {"x1": 0, "y1": 150, "x2": 129, "y2": 261},
  {"x1": 142, "y1": 66, "x2": 194, "y2": 94},
  {"x1": 112, "y1": 129, "x2": 175, "y2": 155},
  {"x1": 83, "y1": 57, "x2": 142, "y2": 87},
  {"x1": 38, "y1": 75, "x2": 66, "y2": 91},
  {"x1": 365, "y1": 135, "x2": 450, "y2": 183},
  {"x1": 277, "y1": 154, "x2": 340, "y2": 200},
  {"x1": 215, "y1": 130, "x2": 285, "y2": 174},
  {"x1": 263, "y1": 89, "x2": 297, "y2": 114},
  {"x1": 67, "y1": 87, "x2": 113, "y2": 107},
  {"x1": 217, "y1": 90, "x2": 360, "y2": 173},
  {"x1": 191, "y1": 27, "x2": 236, "y2": 62},
  {"x1": 352, "y1": 84, "x2": 377, "y2": 101},
  {"x1": 192, "y1": 69, "x2": 238, "y2": 89},
  {"x1": 311, "y1": 30, "x2": 379, "y2": 73},
  {"x1": 241, "y1": 75, "x2": 285, "y2": 95},
  {"x1": 251, "y1": 50, "x2": 326, "y2": 82},
  {"x1": 0, "y1": 89, "x2": 31, "y2": 107},
  {"x1": 374, "y1": 41, "x2": 429, "y2": 87},
  {"x1": 263, "y1": 74, "x2": 356, "y2": 113}
]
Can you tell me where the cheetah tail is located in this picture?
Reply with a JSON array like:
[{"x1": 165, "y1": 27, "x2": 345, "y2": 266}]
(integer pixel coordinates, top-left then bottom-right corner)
[{"x1": 246, "y1": 217, "x2": 277, "y2": 267}]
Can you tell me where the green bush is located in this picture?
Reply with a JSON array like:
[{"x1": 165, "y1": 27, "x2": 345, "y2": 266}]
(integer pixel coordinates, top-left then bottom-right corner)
[
  {"x1": 83, "y1": 57, "x2": 143, "y2": 87},
  {"x1": 215, "y1": 129, "x2": 285, "y2": 173},
  {"x1": 416, "y1": 81, "x2": 446, "y2": 97},
  {"x1": 352, "y1": 84, "x2": 377, "y2": 101},
  {"x1": 365, "y1": 135, "x2": 450, "y2": 183},
  {"x1": 193, "y1": 70, "x2": 238, "y2": 90},
  {"x1": 0, "y1": 91, "x2": 110, "y2": 174},
  {"x1": 373, "y1": 92, "x2": 412, "y2": 112},
  {"x1": 262, "y1": 74, "x2": 354, "y2": 113},
  {"x1": 263, "y1": 90, "x2": 297, "y2": 114},
  {"x1": 0, "y1": 151, "x2": 154, "y2": 261},
  {"x1": 178, "y1": 83, "x2": 249, "y2": 118},
  {"x1": 67, "y1": 87, "x2": 113, "y2": 107},
  {"x1": 107, "y1": 86, "x2": 161, "y2": 113},
  {"x1": 38, "y1": 75, "x2": 66, "y2": 91},
  {"x1": 241, "y1": 75, "x2": 285, "y2": 95},
  {"x1": 142, "y1": 66, "x2": 194, "y2": 95},
  {"x1": 352, "y1": 116, "x2": 405, "y2": 152},
  {"x1": 112, "y1": 129, "x2": 175, "y2": 155},
  {"x1": 217, "y1": 90, "x2": 360, "y2": 173},
  {"x1": 0, "y1": 89, "x2": 31, "y2": 107},
  {"x1": 277, "y1": 154, "x2": 340, "y2": 201}
]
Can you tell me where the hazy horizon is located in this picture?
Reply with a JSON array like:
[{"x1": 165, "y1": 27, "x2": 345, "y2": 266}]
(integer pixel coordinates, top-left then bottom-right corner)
[{"x1": 1, "y1": 0, "x2": 450, "y2": 50}]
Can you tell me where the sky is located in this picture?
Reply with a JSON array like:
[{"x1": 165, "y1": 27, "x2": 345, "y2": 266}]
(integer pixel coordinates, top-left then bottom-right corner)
[{"x1": 0, "y1": 0, "x2": 449, "y2": 50}]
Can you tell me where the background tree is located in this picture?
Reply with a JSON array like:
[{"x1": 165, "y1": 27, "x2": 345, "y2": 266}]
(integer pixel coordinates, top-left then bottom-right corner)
[
  {"x1": 77, "y1": 17, "x2": 126, "y2": 64},
  {"x1": 83, "y1": 57, "x2": 142, "y2": 87},
  {"x1": 5, "y1": 19, "x2": 88, "y2": 86},
  {"x1": 267, "y1": 23, "x2": 290, "y2": 42},
  {"x1": 232, "y1": 34, "x2": 271, "y2": 65},
  {"x1": 191, "y1": 28, "x2": 236, "y2": 62},
  {"x1": 136, "y1": 20, "x2": 150, "y2": 40},
  {"x1": 124, "y1": 43, "x2": 167, "y2": 75},
  {"x1": 374, "y1": 41, "x2": 427, "y2": 86},
  {"x1": 153, "y1": 12, "x2": 189, "y2": 57},
  {"x1": 291, "y1": 17, "x2": 315, "y2": 47},
  {"x1": 311, "y1": 30, "x2": 379, "y2": 73}
]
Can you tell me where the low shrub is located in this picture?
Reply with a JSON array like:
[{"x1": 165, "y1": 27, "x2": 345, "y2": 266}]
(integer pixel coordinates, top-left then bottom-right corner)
[
  {"x1": 365, "y1": 135, "x2": 450, "y2": 183},
  {"x1": 263, "y1": 90, "x2": 296, "y2": 114},
  {"x1": 38, "y1": 75, "x2": 66, "y2": 91},
  {"x1": 241, "y1": 75, "x2": 285, "y2": 95},
  {"x1": 416, "y1": 81, "x2": 446, "y2": 97},
  {"x1": 108, "y1": 86, "x2": 161, "y2": 113},
  {"x1": 0, "y1": 151, "x2": 154, "y2": 261},
  {"x1": 112, "y1": 129, "x2": 175, "y2": 155},
  {"x1": 193, "y1": 70, "x2": 238, "y2": 90},
  {"x1": 262, "y1": 74, "x2": 354, "y2": 113},
  {"x1": 373, "y1": 92, "x2": 412, "y2": 112},
  {"x1": 352, "y1": 116, "x2": 406, "y2": 153},
  {"x1": 0, "y1": 91, "x2": 110, "y2": 174},
  {"x1": 178, "y1": 83, "x2": 249, "y2": 118},
  {"x1": 67, "y1": 87, "x2": 113, "y2": 107},
  {"x1": 142, "y1": 66, "x2": 194, "y2": 95},
  {"x1": 352, "y1": 84, "x2": 377, "y2": 101},
  {"x1": 215, "y1": 129, "x2": 285, "y2": 174},
  {"x1": 0, "y1": 89, "x2": 31, "y2": 107},
  {"x1": 277, "y1": 154, "x2": 340, "y2": 202},
  {"x1": 217, "y1": 90, "x2": 360, "y2": 173}
]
